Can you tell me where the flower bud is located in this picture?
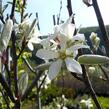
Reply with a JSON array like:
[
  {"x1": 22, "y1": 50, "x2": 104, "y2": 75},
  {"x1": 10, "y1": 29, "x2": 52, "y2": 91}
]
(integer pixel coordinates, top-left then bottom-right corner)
[
  {"x1": 0, "y1": 19, "x2": 13, "y2": 54},
  {"x1": 90, "y1": 32, "x2": 100, "y2": 50},
  {"x1": 83, "y1": 0, "x2": 92, "y2": 7},
  {"x1": 88, "y1": 66, "x2": 95, "y2": 73}
]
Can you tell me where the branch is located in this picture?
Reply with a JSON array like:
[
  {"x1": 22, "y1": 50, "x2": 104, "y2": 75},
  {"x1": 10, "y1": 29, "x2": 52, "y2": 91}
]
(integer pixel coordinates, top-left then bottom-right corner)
[
  {"x1": 36, "y1": 13, "x2": 40, "y2": 30},
  {"x1": 12, "y1": 31, "x2": 18, "y2": 98},
  {"x1": 81, "y1": 65, "x2": 102, "y2": 109},
  {"x1": 67, "y1": 0, "x2": 77, "y2": 35},
  {"x1": 10, "y1": 0, "x2": 16, "y2": 19},
  {"x1": 21, "y1": 62, "x2": 51, "y2": 101},
  {"x1": 21, "y1": 70, "x2": 43, "y2": 101},
  {"x1": 71, "y1": 73, "x2": 84, "y2": 81},
  {"x1": 22, "y1": 56, "x2": 36, "y2": 74},
  {"x1": 0, "y1": 89, "x2": 11, "y2": 109},
  {"x1": 92, "y1": 0, "x2": 109, "y2": 57},
  {"x1": 67, "y1": 0, "x2": 75, "y2": 24},
  {"x1": 11, "y1": 31, "x2": 20, "y2": 108},
  {"x1": 99, "y1": 65, "x2": 109, "y2": 80},
  {"x1": 0, "y1": 15, "x2": 5, "y2": 24},
  {"x1": 38, "y1": 74, "x2": 47, "y2": 91},
  {"x1": 67, "y1": 1, "x2": 102, "y2": 108},
  {"x1": 57, "y1": 0, "x2": 62, "y2": 25},
  {"x1": 53, "y1": 15, "x2": 56, "y2": 25},
  {"x1": 0, "y1": 73, "x2": 15, "y2": 103}
]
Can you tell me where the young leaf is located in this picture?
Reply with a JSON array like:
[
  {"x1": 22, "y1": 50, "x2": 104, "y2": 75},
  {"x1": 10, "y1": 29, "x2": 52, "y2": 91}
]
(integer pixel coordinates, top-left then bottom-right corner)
[
  {"x1": 0, "y1": 19, "x2": 13, "y2": 54},
  {"x1": 18, "y1": 73, "x2": 28, "y2": 97},
  {"x1": 78, "y1": 54, "x2": 109, "y2": 65}
]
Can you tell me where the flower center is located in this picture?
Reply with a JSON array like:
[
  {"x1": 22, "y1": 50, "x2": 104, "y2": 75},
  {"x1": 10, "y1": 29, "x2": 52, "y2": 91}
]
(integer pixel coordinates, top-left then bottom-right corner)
[{"x1": 59, "y1": 51, "x2": 67, "y2": 60}]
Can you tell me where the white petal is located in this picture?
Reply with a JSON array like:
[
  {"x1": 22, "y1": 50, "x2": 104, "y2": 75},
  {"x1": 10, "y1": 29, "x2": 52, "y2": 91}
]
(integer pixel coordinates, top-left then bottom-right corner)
[
  {"x1": 65, "y1": 57, "x2": 82, "y2": 74},
  {"x1": 48, "y1": 59, "x2": 62, "y2": 80},
  {"x1": 66, "y1": 14, "x2": 74, "y2": 23},
  {"x1": 27, "y1": 42, "x2": 34, "y2": 51},
  {"x1": 0, "y1": 19, "x2": 13, "y2": 52},
  {"x1": 73, "y1": 34, "x2": 85, "y2": 41},
  {"x1": 29, "y1": 36, "x2": 41, "y2": 44},
  {"x1": 68, "y1": 44, "x2": 89, "y2": 51},
  {"x1": 61, "y1": 23, "x2": 75, "y2": 39},
  {"x1": 36, "y1": 49, "x2": 59, "y2": 60}
]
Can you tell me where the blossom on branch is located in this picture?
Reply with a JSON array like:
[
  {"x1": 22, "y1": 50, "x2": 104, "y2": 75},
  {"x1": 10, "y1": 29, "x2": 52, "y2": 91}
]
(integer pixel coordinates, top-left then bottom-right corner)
[{"x1": 36, "y1": 15, "x2": 89, "y2": 80}]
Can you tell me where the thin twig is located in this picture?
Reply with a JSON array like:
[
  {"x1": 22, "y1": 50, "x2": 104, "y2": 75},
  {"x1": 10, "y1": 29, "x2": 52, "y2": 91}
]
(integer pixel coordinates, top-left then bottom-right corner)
[
  {"x1": 99, "y1": 65, "x2": 109, "y2": 80},
  {"x1": 10, "y1": 0, "x2": 16, "y2": 19},
  {"x1": 0, "y1": 73, "x2": 15, "y2": 103},
  {"x1": 12, "y1": 31, "x2": 18, "y2": 98},
  {"x1": 38, "y1": 74, "x2": 47, "y2": 91},
  {"x1": 22, "y1": 56, "x2": 36, "y2": 74},
  {"x1": 0, "y1": 15, "x2": 5, "y2": 24},
  {"x1": 21, "y1": 62, "x2": 51, "y2": 101},
  {"x1": 57, "y1": 0, "x2": 62, "y2": 24},
  {"x1": 71, "y1": 73, "x2": 84, "y2": 81},
  {"x1": 0, "y1": 89, "x2": 11, "y2": 109},
  {"x1": 21, "y1": 71, "x2": 43, "y2": 101},
  {"x1": 53, "y1": 15, "x2": 56, "y2": 25},
  {"x1": 5, "y1": 64, "x2": 11, "y2": 88},
  {"x1": 36, "y1": 13, "x2": 40, "y2": 30},
  {"x1": 67, "y1": 0, "x2": 75, "y2": 24},
  {"x1": 82, "y1": 65, "x2": 102, "y2": 109}
]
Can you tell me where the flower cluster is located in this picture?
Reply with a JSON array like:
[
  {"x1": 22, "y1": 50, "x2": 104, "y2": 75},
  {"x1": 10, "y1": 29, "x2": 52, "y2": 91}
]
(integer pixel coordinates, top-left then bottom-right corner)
[{"x1": 36, "y1": 15, "x2": 89, "y2": 80}]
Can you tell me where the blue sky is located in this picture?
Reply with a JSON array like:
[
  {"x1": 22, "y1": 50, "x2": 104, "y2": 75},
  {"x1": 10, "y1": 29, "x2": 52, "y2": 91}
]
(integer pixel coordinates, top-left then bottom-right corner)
[{"x1": 4, "y1": 0, "x2": 109, "y2": 34}]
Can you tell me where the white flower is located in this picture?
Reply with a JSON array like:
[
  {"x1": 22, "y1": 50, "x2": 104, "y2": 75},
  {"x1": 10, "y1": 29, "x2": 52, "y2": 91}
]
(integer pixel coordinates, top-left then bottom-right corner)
[
  {"x1": 27, "y1": 26, "x2": 41, "y2": 51},
  {"x1": 80, "y1": 98, "x2": 93, "y2": 109},
  {"x1": 19, "y1": 18, "x2": 42, "y2": 51},
  {"x1": 53, "y1": 15, "x2": 75, "y2": 48},
  {"x1": 36, "y1": 39, "x2": 88, "y2": 80},
  {"x1": 36, "y1": 16, "x2": 89, "y2": 80},
  {"x1": 19, "y1": 18, "x2": 31, "y2": 37},
  {"x1": 62, "y1": 106, "x2": 68, "y2": 109}
]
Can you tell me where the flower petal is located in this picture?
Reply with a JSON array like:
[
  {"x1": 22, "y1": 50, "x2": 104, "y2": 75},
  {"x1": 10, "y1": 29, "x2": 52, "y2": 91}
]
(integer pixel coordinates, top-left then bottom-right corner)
[
  {"x1": 36, "y1": 49, "x2": 59, "y2": 60},
  {"x1": 27, "y1": 42, "x2": 34, "y2": 51},
  {"x1": 73, "y1": 34, "x2": 85, "y2": 41},
  {"x1": 29, "y1": 36, "x2": 41, "y2": 44},
  {"x1": 68, "y1": 44, "x2": 89, "y2": 51},
  {"x1": 48, "y1": 59, "x2": 62, "y2": 80},
  {"x1": 61, "y1": 23, "x2": 75, "y2": 39},
  {"x1": 65, "y1": 57, "x2": 82, "y2": 74}
]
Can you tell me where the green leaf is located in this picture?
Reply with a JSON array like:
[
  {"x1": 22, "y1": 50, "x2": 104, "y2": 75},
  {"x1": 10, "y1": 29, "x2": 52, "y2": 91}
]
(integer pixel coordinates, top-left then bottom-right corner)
[
  {"x1": 18, "y1": 73, "x2": 28, "y2": 97},
  {"x1": 78, "y1": 54, "x2": 109, "y2": 65}
]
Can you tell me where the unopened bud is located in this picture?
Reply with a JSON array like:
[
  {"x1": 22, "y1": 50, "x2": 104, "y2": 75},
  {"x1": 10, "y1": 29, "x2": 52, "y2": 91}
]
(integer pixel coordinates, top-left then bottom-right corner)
[
  {"x1": 83, "y1": 0, "x2": 92, "y2": 7},
  {"x1": 0, "y1": 19, "x2": 13, "y2": 53},
  {"x1": 88, "y1": 66, "x2": 95, "y2": 73},
  {"x1": 90, "y1": 32, "x2": 100, "y2": 50}
]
